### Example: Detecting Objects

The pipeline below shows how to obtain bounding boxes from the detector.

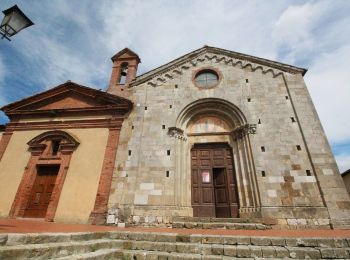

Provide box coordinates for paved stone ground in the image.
[1,218,349,237]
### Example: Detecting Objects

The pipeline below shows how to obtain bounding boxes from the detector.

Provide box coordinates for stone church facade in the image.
[0,46,349,229]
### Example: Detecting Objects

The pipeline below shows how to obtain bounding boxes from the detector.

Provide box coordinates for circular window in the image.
[194,70,219,88]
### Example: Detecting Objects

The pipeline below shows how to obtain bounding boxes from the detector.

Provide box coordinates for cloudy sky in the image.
[0,0,349,172]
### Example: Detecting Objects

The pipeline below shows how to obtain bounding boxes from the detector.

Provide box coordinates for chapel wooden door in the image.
[191,143,239,218]
[213,168,231,217]
[24,165,59,218]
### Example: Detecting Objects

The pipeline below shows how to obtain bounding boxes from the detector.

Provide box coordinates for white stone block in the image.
[318,219,330,225]
[117,223,126,228]
[290,170,301,176]
[314,158,326,163]
[106,214,115,224]
[134,194,148,205]
[150,190,162,195]
[268,176,284,183]
[323,169,334,176]
[132,216,140,223]
[294,176,316,183]
[287,219,298,225]
[148,216,156,223]
[157,216,163,223]
[140,183,154,190]
[297,218,307,225]
[120,171,127,177]
[267,189,277,197]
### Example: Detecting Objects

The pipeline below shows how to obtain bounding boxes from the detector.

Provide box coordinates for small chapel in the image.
[0,46,349,229]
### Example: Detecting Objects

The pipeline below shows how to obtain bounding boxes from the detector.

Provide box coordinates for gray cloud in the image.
[1,0,349,171]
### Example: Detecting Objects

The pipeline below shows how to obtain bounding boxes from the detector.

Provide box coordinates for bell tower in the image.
[107,48,141,97]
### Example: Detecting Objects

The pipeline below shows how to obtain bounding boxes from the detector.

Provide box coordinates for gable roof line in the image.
[1,81,132,112]
[342,169,350,177]
[111,47,141,62]
[130,45,307,87]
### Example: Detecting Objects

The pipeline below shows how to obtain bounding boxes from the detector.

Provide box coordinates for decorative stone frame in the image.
[191,66,223,90]
[174,98,261,218]
[9,130,79,221]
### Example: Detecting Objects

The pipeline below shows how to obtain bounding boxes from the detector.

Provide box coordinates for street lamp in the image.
[0,5,34,41]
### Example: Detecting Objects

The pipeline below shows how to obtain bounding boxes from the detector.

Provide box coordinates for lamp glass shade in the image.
[1,5,34,37]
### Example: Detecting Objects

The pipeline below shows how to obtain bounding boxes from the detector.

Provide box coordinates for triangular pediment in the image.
[29,92,106,110]
[1,81,132,116]
[111,48,140,62]
[131,46,307,87]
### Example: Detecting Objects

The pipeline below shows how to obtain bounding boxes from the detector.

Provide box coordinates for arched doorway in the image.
[173,98,261,218]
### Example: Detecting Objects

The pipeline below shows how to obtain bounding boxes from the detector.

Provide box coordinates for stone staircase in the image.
[172,217,272,230]
[1,231,350,259]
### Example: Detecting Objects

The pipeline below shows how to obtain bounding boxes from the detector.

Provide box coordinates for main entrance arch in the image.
[173,98,261,218]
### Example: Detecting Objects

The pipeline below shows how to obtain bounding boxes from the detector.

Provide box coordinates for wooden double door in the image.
[191,143,239,218]
[24,165,60,218]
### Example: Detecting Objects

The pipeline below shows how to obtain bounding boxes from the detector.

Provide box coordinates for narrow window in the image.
[166,171,170,177]
[247,98,251,102]
[291,117,296,123]
[51,140,60,155]
[128,150,132,156]
[162,125,166,129]
[167,150,171,156]
[145,107,148,111]
[175,84,178,89]
[262,171,266,177]
[261,146,265,152]
[132,125,134,130]
[285,96,289,100]
[245,79,249,83]
[306,170,311,176]
[119,62,128,84]
[258,119,261,124]
[296,145,301,151]
[169,105,172,109]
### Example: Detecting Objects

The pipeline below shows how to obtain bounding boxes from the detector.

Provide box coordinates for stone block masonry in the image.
[106,46,350,229]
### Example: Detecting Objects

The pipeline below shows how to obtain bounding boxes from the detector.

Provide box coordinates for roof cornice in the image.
[1,81,133,114]
[130,46,307,87]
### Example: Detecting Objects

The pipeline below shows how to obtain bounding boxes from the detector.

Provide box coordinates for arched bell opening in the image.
[119,62,129,85]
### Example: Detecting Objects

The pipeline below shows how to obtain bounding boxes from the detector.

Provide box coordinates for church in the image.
[0,46,349,229]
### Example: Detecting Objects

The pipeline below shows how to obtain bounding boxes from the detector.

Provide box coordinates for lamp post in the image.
[0,5,34,41]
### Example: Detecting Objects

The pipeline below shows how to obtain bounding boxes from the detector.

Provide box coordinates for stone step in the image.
[60,248,212,260]
[1,231,111,246]
[3,231,350,248]
[172,221,271,230]
[58,245,350,259]
[2,235,350,259]
[56,248,125,260]
[332,219,350,230]
[0,239,123,259]
[172,217,260,223]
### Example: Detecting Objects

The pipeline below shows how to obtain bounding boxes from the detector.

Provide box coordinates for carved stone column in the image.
[168,127,188,207]
[231,124,260,217]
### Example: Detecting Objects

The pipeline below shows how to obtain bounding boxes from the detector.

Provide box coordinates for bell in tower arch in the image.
[107,48,141,97]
